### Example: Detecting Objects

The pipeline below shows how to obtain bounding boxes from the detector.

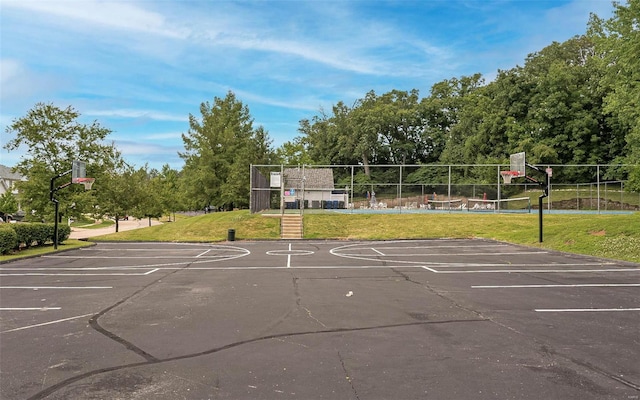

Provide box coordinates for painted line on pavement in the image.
[535,308,640,313]
[0,286,112,290]
[473,283,640,289]
[2,313,95,333]
[425,268,639,274]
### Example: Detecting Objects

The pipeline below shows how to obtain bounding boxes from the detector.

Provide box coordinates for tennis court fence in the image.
[250,164,639,214]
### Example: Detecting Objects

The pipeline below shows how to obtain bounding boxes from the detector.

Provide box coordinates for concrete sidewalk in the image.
[69,218,162,239]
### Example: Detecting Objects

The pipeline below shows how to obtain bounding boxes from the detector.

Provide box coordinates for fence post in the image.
[447,165,452,212]
[399,165,403,214]
[597,165,601,214]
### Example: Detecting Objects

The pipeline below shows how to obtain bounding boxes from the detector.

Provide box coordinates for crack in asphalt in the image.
[28,318,488,399]
[87,264,194,363]
[390,268,640,393]
[338,351,360,400]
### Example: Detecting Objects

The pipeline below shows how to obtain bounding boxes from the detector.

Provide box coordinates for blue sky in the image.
[0,0,614,171]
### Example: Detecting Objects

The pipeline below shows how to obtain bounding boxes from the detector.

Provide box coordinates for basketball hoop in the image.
[74,177,95,190]
[500,171,520,185]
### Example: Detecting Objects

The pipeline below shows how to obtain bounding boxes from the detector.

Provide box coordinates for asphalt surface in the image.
[1,239,639,399]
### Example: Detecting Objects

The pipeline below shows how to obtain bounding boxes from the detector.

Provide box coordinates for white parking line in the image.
[0,307,61,311]
[535,308,640,312]
[424,268,639,274]
[473,283,640,288]
[0,286,112,290]
[196,249,212,258]
[339,251,548,257]
[0,271,156,277]
[1,313,94,333]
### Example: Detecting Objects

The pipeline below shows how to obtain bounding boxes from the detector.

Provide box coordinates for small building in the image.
[283,168,347,209]
[0,164,26,196]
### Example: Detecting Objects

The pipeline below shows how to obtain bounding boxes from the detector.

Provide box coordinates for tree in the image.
[130,166,164,225]
[589,0,640,189]
[95,160,139,232]
[3,103,121,221]
[275,137,313,166]
[0,192,18,216]
[154,164,186,221]
[180,92,275,210]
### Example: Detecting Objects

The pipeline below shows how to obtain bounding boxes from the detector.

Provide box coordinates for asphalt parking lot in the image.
[1,239,639,399]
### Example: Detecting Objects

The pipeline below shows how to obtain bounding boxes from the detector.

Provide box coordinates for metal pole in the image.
[597,165,601,214]
[497,166,501,212]
[280,164,284,215]
[539,196,543,243]
[399,165,402,214]
[447,165,452,212]
[538,171,550,243]
[547,167,551,212]
[50,169,72,250]
[249,164,253,213]
[350,165,354,213]
[301,164,305,216]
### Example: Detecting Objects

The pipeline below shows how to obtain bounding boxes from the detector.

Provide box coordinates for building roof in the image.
[0,164,25,181]
[283,168,334,190]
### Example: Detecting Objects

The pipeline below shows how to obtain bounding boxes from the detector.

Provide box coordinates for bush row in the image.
[0,223,71,255]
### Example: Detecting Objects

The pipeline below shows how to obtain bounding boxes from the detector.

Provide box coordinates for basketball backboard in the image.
[72,160,86,183]
[510,152,526,177]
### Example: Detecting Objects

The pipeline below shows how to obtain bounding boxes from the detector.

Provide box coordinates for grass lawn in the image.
[89,210,640,264]
[3,211,639,264]
[74,220,116,229]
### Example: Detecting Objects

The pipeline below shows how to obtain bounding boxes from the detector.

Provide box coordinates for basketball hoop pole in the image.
[49,161,95,249]
[523,163,550,243]
[50,168,73,250]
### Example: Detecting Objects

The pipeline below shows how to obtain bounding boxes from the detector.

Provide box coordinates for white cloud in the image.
[231,88,322,112]
[141,132,184,141]
[1,0,189,39]
[84,109,185,122]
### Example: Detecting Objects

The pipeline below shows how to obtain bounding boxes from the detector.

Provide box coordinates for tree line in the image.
[2,0,638,222]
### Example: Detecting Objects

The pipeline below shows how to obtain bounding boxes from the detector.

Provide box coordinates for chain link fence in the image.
[250,164,639,214]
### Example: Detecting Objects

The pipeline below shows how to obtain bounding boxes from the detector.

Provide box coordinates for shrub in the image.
[8,223,69,248]
[56,225,71,243]
[35,224,53,246]
[0,225,18,254]
[12,223,37,248]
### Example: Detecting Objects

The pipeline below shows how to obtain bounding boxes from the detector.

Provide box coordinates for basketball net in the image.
[500,171,520,185]
[74,177,95,190]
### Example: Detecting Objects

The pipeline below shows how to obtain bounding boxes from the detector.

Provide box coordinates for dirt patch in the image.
[590,230,606,236]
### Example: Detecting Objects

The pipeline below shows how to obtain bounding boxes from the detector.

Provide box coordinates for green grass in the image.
[303,212,640,263]
[516,188,640,208]
[93,211,281,242]
[76,220,115,229]
[3,210,639,264]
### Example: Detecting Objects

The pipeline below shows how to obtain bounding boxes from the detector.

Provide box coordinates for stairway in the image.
[281,214,303,239]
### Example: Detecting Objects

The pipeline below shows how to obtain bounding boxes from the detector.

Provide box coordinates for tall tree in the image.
[3,103,121,221]
[589,0,640,189]
[180,92,275,210]
[154,164,186,221]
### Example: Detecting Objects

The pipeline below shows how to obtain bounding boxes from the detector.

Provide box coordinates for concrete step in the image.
[281,215,303,239]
